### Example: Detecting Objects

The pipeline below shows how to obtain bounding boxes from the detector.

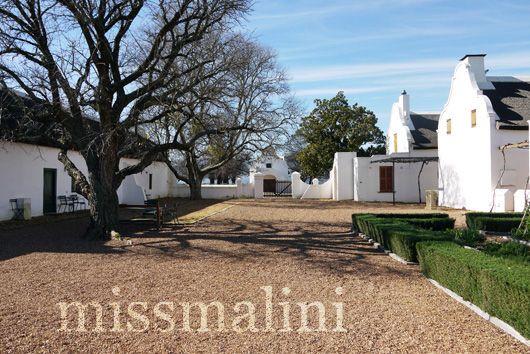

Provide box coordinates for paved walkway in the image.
[0,200,526,352]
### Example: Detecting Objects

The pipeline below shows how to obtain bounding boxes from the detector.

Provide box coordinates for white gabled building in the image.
[353,91,440,203]
[438,54,529,212]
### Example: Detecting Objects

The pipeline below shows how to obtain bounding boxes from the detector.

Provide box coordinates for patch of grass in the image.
[166,200,239,224]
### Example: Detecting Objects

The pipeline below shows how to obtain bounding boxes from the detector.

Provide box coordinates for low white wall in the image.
[301,178,332,199]
[170,180,254,200]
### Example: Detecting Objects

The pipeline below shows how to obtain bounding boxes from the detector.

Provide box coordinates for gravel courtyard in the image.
[0,199,526,353]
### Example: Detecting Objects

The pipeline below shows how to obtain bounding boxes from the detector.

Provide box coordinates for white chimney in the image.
[398,90,410,122]
[460,54,494,89]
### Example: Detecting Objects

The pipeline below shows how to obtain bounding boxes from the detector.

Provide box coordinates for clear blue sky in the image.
[245,0,530,131]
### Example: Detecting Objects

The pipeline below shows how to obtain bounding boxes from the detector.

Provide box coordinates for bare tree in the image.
[151,35,298,199]
[0,0,249,239]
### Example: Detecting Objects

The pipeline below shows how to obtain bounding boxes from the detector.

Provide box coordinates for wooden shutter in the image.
[379,166,394,193]
[393,133,398,153]
[471,109,477,127]
[446,119,452,134]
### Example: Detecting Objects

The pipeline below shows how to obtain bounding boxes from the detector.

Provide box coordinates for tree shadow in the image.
[0,217,123,261]
[1,201,418,279]
[117,218,412,278]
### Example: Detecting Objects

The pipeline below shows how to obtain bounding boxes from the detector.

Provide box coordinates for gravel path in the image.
[0,199,526,353]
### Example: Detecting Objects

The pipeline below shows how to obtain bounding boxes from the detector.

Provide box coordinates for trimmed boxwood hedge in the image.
[405,218,455,231]
[417,241,530,339]
[466,212,523,231]
[352,214,454,262]
[352,213,450,232]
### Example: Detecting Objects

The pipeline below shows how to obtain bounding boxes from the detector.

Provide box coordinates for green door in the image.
[43,168,57,214]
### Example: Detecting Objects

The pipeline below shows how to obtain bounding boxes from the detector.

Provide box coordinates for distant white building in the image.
[438,54,529,212]
[249,155,291,195]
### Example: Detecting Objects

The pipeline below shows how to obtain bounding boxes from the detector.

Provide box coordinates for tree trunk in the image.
[83,151,120,240]
[185,153,204,200]
[189,179,203,200]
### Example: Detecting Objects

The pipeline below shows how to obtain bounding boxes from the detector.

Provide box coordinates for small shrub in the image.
[483,242,530,263]
[511,227,530,241]
[451,228,484,246]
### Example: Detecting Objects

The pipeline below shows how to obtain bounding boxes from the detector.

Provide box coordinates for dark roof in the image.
[460,54,486,61]
[0,86,62,147]
[0,86,164,160]
[483,79,530,131]
[409,113,439,149]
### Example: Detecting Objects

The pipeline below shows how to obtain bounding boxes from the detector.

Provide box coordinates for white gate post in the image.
[236,178,242,198]
[291,172,301,198]
[254,173,264,199]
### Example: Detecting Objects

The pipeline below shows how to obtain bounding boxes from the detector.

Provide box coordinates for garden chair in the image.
[9,198,24,220]
[57,195,74,213]
[69,194,86,211]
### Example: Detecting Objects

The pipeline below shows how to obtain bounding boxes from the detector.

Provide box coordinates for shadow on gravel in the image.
[0,218,123,261]
[0,206,412,278]
[119,218,410,278]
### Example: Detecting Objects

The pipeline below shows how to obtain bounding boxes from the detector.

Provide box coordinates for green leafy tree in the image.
[296,92,385,178]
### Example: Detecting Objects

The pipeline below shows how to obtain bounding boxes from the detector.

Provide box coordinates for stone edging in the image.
[428,279,530,347]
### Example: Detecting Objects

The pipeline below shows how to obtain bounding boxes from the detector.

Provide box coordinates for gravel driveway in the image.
[0,199,526,353]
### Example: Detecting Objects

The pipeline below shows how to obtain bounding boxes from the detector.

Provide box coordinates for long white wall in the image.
[0,141,174,220]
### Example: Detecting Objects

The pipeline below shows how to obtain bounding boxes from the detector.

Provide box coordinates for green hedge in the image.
[352,213,450,232]
[417,241,530,339]
[406,218,455,231]
[466,212,523,231]
[353,214,454,262]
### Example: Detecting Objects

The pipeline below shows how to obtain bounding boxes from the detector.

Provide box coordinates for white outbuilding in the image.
[353,91,440,203]
[0,86,175,221]
[437,54,529,212]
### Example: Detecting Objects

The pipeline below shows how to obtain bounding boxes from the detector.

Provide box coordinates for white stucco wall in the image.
[0,141,175,220]
[354,153,438,203]
[438,56,528,212]
[333,152,356,200]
